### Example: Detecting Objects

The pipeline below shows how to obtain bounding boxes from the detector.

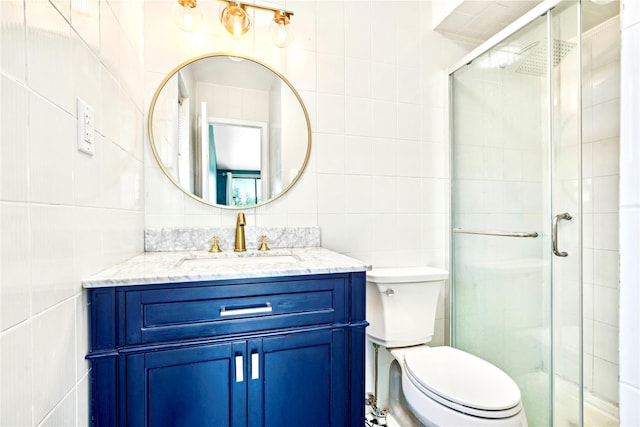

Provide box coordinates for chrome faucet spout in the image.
[234,212,246,252]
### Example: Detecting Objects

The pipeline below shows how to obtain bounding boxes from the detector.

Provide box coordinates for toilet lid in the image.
[403,347,521,415]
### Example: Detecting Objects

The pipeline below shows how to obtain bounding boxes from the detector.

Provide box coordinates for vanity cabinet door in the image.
[247,328,348,427]
[126,341,247,427]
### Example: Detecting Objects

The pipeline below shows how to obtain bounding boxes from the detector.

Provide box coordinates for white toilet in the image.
[366,267,528,426]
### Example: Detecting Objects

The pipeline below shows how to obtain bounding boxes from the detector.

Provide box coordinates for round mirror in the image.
[148,53,311,208]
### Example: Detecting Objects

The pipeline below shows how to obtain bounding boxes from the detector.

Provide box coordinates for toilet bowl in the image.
[366,267,527,426]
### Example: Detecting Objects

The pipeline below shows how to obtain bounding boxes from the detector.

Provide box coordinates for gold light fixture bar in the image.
[222,1,293,19]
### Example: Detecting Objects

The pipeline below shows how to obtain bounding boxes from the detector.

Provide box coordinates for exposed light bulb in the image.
[221,4,250,38]
[269,12,294,48]
[172,0,202,32]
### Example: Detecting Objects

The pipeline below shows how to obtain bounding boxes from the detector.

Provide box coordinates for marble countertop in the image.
[82,247,371,288]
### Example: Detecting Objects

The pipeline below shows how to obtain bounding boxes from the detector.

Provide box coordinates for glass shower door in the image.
[450,2,582,426]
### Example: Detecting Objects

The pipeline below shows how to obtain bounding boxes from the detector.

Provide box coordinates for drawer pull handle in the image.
[235,355,244,382]
[220,303,273,317]
[251,352,260,380]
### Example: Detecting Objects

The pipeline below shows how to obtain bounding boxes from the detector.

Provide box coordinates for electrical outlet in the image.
[77,97,95,156]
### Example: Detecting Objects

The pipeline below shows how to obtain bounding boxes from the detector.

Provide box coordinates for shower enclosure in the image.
[449,1,620,426]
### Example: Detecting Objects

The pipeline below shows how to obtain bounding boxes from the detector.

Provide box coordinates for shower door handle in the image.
[552,212,572,257]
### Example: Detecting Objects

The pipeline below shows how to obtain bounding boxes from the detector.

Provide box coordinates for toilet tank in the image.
[366,267,449,348]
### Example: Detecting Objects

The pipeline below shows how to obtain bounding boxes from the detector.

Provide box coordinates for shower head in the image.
[515,39,577,76]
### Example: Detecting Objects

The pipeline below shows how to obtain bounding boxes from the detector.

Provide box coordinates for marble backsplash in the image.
[145,226,321,252]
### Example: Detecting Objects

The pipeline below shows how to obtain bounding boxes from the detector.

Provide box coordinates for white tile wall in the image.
[143,0,466,274]
[582,16,621,406]
[620,0,640,424]
[0,1,145,426]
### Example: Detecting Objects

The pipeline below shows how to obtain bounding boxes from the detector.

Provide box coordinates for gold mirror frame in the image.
[148,52,312,209]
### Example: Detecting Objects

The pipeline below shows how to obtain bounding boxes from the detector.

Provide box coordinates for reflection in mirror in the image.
[149,53,311,208]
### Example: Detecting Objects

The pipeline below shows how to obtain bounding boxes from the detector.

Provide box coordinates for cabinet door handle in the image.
[251,352,260,380]
[235,355,244,382]
[220,303,273,317]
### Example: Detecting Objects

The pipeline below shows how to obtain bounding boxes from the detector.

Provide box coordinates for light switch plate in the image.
[76,97,95,156]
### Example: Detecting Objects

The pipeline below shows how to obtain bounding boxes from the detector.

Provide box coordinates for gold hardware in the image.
[258,235,270,252]
[209,236,222,253]
[234,212,246,252]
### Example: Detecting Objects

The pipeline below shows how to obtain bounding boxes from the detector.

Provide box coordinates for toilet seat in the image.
[402,346,522,419]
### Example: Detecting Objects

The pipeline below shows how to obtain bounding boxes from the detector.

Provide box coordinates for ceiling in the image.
[434,0,620,47]
[434,1,543,46]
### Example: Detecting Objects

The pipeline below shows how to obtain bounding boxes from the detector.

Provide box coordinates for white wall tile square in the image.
[397,67,420,104]
[593,175,620,213]
[317,174,346,214]
[40,386,77,427]
[345,136,372,175]
[593,249,620,288]
[345,96,372,137]
[71,0,100,54]
[371,2,395,65]
[1,75,29,201]
[316,133,345,174]
[30,205,76,314]
[26,0,73,114]
[344,1,371,61]
[315,1,344,56]
[316,93,345,134]
[29,93,74,205]
[398,141,422,177]
[50,0,71,21]
[397,103,421,142]
[372,100,397,139]
[372,62,396,102]
[317,54,345,95]
[593,357,620,403]
[372,137,398,177]
[1,202,30,331]
[1,0,26,82]
[346,58,371,98]
[1,322,33,427]
[32,300,76,425]
[592,138,619,178]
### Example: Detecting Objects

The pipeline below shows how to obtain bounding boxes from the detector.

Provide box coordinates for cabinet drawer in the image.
[123,277,347,345]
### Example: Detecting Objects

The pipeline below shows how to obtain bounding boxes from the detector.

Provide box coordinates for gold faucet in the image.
[234,212,246,252]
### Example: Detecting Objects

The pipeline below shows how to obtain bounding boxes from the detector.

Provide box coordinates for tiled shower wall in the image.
[0,0,145,425]
[582,16,620,405]
[143,1,469,345]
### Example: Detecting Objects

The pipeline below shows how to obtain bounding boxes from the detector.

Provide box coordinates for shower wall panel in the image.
[582,16,621,406]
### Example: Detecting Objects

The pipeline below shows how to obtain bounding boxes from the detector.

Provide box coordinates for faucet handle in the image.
[258,235,270,252]
[209,236,222,253]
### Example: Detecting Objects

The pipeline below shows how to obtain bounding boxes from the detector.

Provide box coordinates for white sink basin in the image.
[173,251,300,268]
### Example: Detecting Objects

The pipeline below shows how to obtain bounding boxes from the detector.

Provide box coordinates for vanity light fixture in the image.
[172,0,294,47]
[173,0,203,32]
[219,1,294,47]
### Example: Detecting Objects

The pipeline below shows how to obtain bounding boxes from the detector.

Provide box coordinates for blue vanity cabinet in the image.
[87,272,367,427]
